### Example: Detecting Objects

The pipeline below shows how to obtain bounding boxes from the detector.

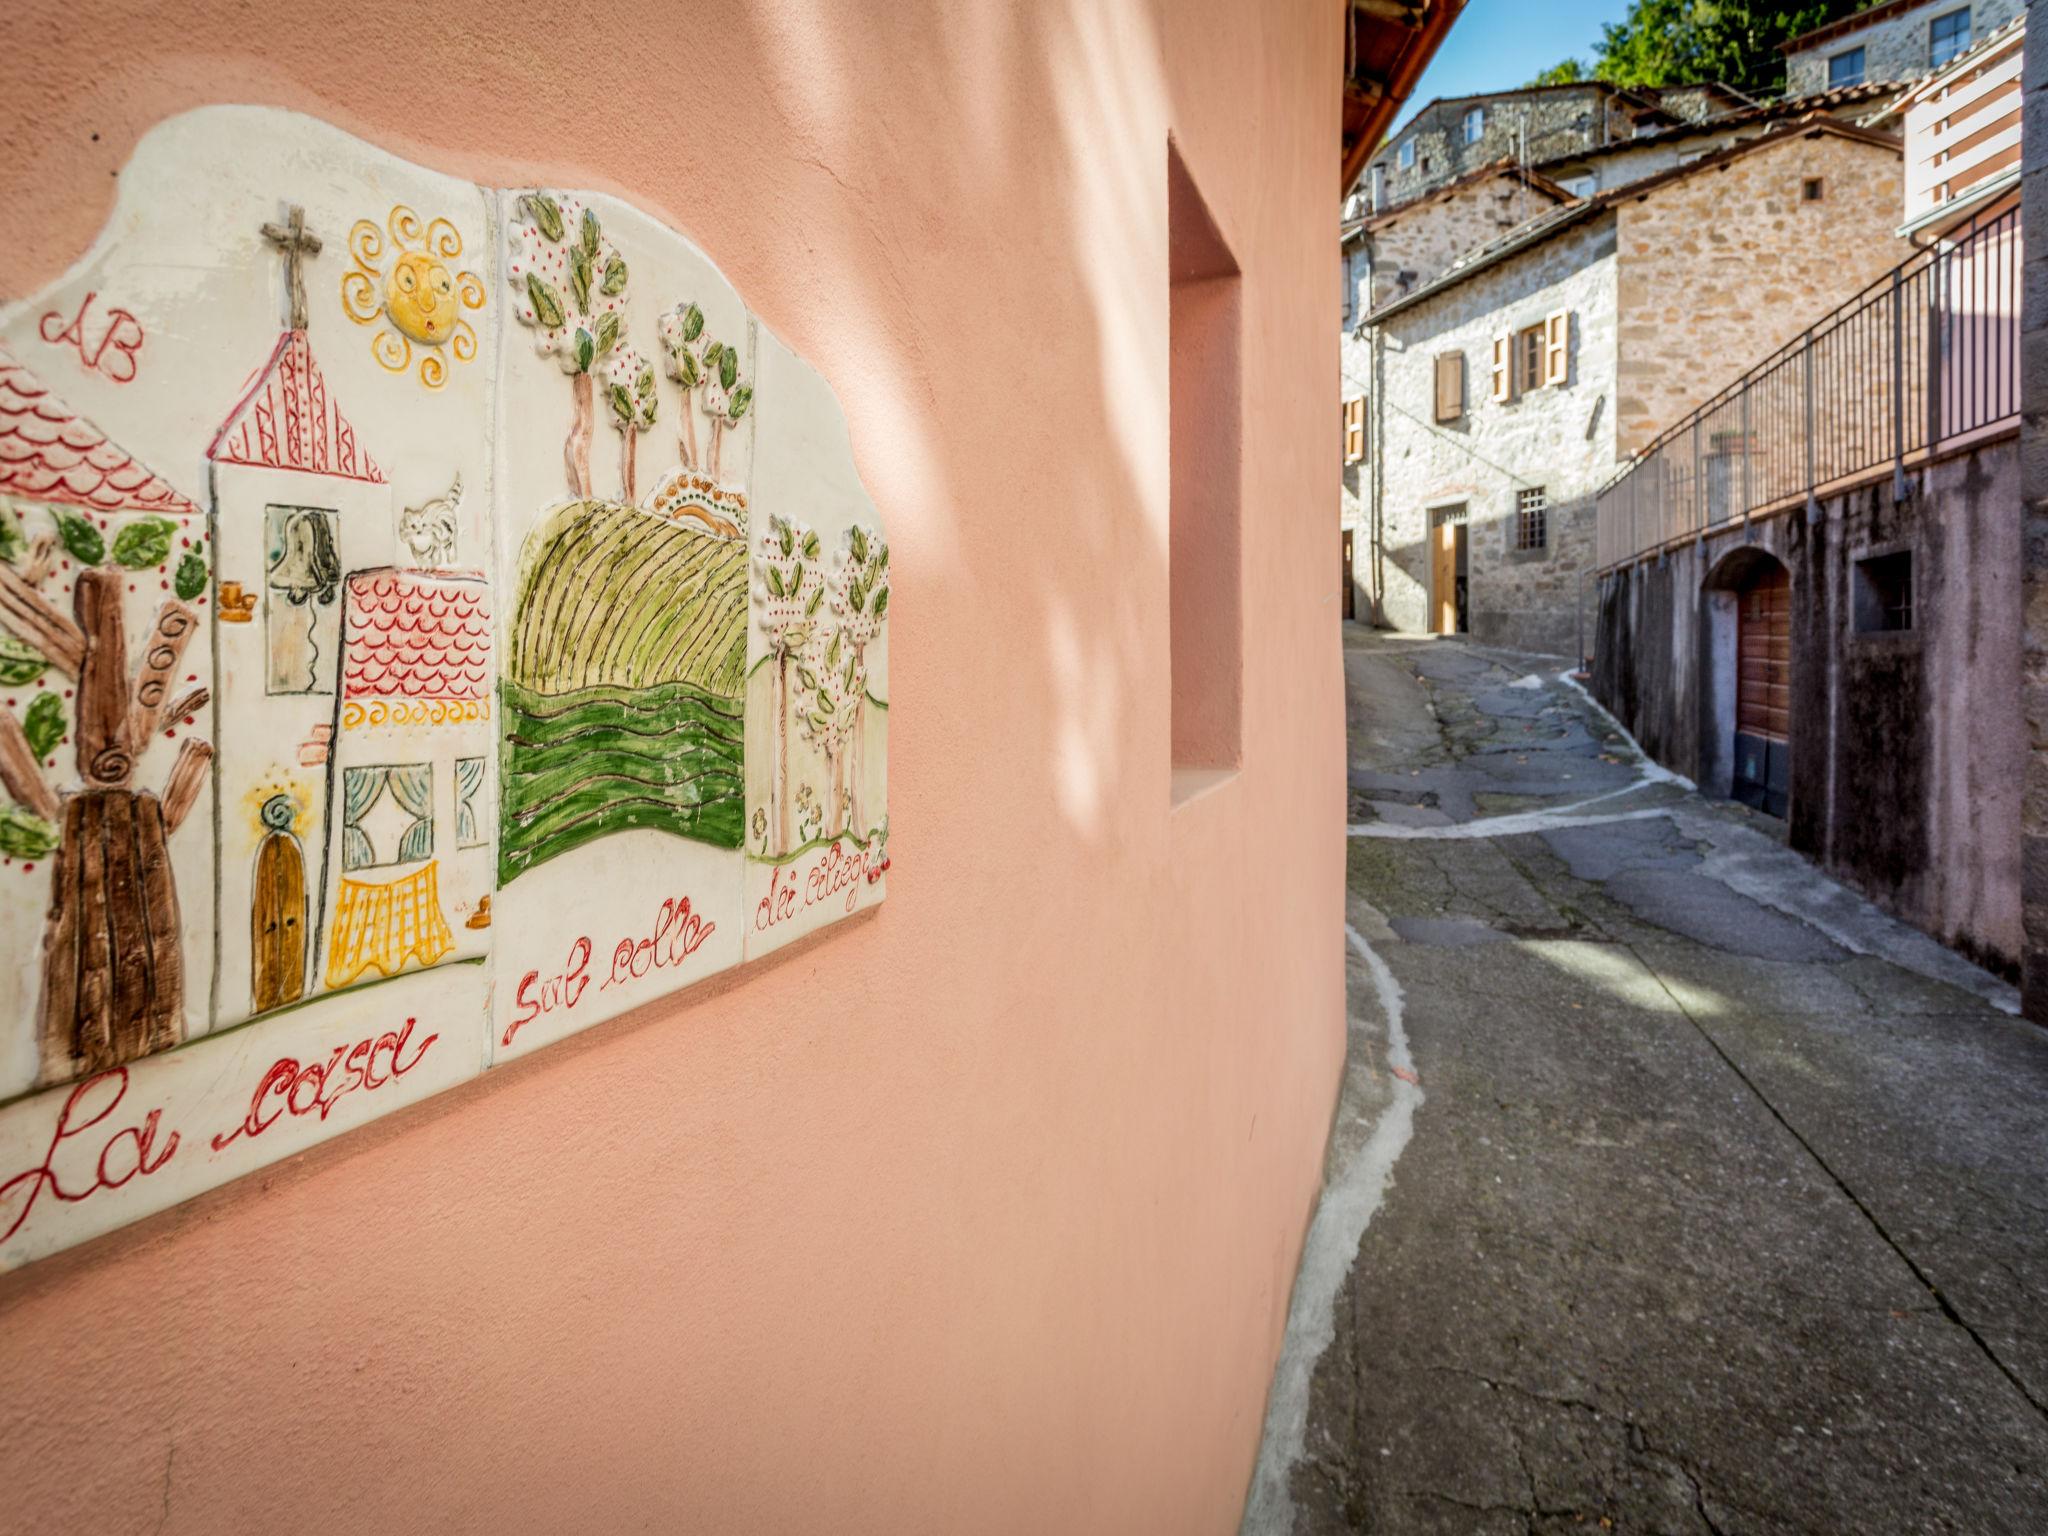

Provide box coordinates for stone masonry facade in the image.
[1356,168,1569,312]
[1785,0,2022,95]
[1614,129,1909,456]
[1370,216,1621,655]
[1367,86,1643,209]
[1538,84,1906,198]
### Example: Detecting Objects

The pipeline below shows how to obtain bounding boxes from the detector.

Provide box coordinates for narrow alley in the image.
[1246,632,2048,1536]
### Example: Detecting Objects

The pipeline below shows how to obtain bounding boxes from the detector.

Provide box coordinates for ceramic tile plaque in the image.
[0,108,888,1270]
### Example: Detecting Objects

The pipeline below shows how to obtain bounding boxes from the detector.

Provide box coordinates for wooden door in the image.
[1433,520,1458,634]
[252,830,307,1012]
[1341,529,1356,622]
[1734,565,1791,816]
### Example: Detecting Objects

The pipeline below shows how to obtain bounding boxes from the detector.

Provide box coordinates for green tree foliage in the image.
[1587,2,1877,96]
[1528,58,1589,87]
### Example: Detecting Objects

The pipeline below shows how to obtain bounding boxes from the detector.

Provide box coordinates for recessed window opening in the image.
[1930,8,1972,67]
[1854,550,1914,632]
[1803,177,1826,202]
[1516,487,1548,550]
[1398,139,1416,170]
[1168,138,1242,801]
[1463,107,1485,145]
[1829,46,1866,88]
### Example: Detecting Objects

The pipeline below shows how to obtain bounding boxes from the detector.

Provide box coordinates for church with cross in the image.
[206,205,493,1034]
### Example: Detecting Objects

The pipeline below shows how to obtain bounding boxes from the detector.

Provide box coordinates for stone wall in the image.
[1369,214,1620,654]
[1785,0,2023,94]
[1593,442,2023,974]
[1370,87,1635,208]
[2018,5,2048,1017]
[1541,90,1905,198]
[1613,130,1908,456]
[1364,171,1568,310]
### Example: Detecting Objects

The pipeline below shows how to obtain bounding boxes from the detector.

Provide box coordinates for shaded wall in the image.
[1594,441,2022,974]
[0,3,1346,1532]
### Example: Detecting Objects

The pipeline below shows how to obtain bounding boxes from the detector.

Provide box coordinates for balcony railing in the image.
[1595,201,2020,572]
[1904,20,2024,229]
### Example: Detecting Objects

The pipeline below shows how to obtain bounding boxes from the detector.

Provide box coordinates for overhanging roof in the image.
[1341,0,1467,193]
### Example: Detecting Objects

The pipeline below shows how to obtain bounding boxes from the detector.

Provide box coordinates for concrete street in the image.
[1243,630,2048,1536]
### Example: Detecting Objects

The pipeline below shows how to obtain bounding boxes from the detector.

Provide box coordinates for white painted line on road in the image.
[1349,797,1667,841]
[1239,925,1424,1536]
[1557,669,1695,792]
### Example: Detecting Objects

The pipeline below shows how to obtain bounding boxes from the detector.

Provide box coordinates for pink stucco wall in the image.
[0,3,1346,1531]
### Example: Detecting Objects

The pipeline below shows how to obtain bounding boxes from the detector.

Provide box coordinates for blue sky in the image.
[1391,0,1637,135]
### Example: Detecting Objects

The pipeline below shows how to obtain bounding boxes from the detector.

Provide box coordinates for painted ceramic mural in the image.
[0,107,888,1270]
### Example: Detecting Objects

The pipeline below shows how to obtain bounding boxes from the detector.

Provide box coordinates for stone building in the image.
[1348,121,1908,654]
[1595,25,2025,975]
[1536,80,1907,198]
[1343,160,1574,318]
[1361,83,1684,210]
[1783,0,2022,95]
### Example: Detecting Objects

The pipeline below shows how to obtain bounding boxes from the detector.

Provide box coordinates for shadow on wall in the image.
[0,3,1341,1536]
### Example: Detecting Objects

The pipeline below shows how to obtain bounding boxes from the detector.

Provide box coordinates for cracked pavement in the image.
[1250,632,2048,1536]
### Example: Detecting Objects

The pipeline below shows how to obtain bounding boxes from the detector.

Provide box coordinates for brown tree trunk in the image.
[679,391,699,471]
[567,372,595,499]
[622,426,638,504]
[774,651,789,854]
[38,789,185,1087]
[708,415,724,482]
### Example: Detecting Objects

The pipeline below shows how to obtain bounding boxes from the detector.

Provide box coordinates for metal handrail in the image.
[1595,200,2020,571]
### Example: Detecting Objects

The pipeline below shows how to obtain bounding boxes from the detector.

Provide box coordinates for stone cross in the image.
[261,205,322,331]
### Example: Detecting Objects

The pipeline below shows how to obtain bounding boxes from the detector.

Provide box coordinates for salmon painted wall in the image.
[0,2,1345,1530]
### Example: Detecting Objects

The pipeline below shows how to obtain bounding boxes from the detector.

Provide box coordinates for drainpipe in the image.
[1370,323,1387,625]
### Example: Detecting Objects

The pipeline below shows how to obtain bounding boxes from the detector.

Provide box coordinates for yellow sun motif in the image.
[341,206,486,389]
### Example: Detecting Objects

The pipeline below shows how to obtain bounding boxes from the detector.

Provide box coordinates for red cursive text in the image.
[506,936,592,1047]
[754,840,874,933]
[0,1070,178,1245]
[39,290,145,383]
[210,1017,437,1151]
[601,896,715,991]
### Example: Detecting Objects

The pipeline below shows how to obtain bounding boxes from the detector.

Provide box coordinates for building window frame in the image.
[1462,106,1485,146]
[1493,311,1570,401]
[1853,548,1915,633]
[1515,487,1549,552]
[1398,138,1415,171]
[1828,45,1866,88]
[1929,7,1971,67]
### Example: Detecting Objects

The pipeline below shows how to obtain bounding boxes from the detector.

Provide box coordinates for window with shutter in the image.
[1490,334,1511,402]
[1543,311,1569,386]
[1514,326,1545,395]
[1434,353,1464,422]
[1343,396,1366,464]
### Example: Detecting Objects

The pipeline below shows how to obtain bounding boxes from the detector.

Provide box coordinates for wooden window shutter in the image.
[1343,397,1366,464]
[1435,353,1464,422]
[1544,310,1570,387]
[1489,333,1511,402]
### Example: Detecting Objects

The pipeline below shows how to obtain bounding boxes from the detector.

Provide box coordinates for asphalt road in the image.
[1241,630,2048,1536]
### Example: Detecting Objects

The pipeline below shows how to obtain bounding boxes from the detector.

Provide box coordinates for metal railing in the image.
[1595,201,2020,571]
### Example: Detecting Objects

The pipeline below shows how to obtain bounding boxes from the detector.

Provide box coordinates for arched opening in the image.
[1700,546,1792,817]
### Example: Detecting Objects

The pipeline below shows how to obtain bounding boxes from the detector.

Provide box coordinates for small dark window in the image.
[1803,178,1825,202]
[1516,487,1548,551]
[1854,550,1914,632]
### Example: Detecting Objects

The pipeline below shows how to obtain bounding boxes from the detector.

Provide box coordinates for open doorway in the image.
[1431,505,1468,635]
